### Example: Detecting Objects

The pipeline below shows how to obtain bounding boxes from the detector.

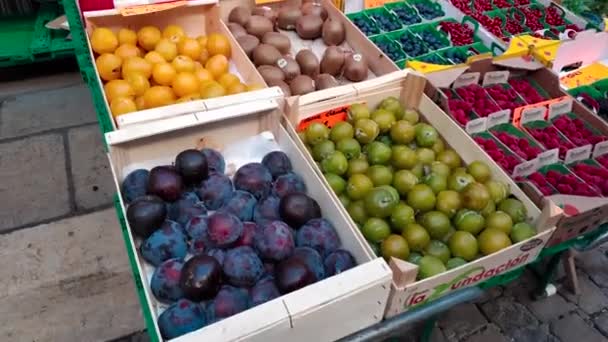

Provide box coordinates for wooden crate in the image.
[106,99,392,341]
[282,69,562,317]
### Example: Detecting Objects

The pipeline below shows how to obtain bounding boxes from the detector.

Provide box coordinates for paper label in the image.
[520,107,546,125]
[452,73,480,89]
[537,148,560,167]
[592,140,608,159]
[256,0,283,3]
[482,71,510,87]
[559,63,608,89]
[465,118,487,134]
[297,105,349,132]
[119,1,186,15]
[548,98,573,120]
[364,0,397,8]
[565,144,592,164]
[512,159,539,178]
[487,110,511,129]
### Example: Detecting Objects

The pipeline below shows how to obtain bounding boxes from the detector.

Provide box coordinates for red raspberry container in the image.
[79,0,115,11]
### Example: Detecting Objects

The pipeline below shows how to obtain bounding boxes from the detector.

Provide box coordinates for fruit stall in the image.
[58,0,608,341]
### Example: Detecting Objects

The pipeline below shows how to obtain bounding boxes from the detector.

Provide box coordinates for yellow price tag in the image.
[560,63,608,89]
[120,1,186,16]
[255,0,282,3]
[364,0,396,9]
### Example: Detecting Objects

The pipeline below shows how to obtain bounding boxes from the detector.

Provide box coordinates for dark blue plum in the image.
[201,148,226,174]
[122,169,149,203]
[236,221,257,247]
[197,173,233,210]
[220,190,257,222]
[157,299,207,340]
[223,246,264,287]
[168,197,207,226]
[272,172,307,198]
[254,221,295,262]
[262,151,292,180]
[292,247,325,281]
[185,215,208,240]
[207,212,243,248]
[253,196,281,226]
[324,249,356,276]
[263,262,275,277]
[296,218,341,256]
[140,223,188,266]
[206,248,226,266]
[207,285,250,322]
[151,258,184,303]
[233,163,273,199]
[189,236,207,255]
[250,277,281,307]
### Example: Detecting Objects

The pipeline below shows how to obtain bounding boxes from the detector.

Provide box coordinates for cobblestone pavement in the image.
[1,61,607,342]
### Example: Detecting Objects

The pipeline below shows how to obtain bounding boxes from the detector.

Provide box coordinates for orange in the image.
[104,80,134,103]
[118,28,137,45]
[96,53,122,81]
[144,51,166,65]
[111,97,137,117]
[206,33,231,57]
[194,68,214,83]
[198,49,210,65]
[152,63,177,86]
[162,25,186,44]
[177,37,202,60]
[172,72,200,97]
[122,57,152,79]
[171,55,196,73]
[205,54,229,79]
[143,86,176,108]
[193,61,204,70]
[176,93,201,103]
[217,73,240,89]
[114,44,142,60]
[246,83,265,91]
[124,72,150,96]
[135,96,146,110]
[200,82,226,99]
[154,38,178,62]
[137,26,161,51]
[199,79,215,93]
[90,27,118,54]
[196,35,208,49]
[227,82,247,95]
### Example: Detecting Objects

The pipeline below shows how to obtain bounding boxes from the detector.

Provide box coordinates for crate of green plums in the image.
[283,70,562,316]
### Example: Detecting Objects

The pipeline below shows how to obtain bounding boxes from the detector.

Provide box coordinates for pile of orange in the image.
[90,25,263,118]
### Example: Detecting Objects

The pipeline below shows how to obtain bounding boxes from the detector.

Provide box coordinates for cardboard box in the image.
[282,69,561,317]
[83,1,284,129]
[106,98,392,341]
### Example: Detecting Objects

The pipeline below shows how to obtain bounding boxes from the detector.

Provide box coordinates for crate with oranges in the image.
[83,2,267,128]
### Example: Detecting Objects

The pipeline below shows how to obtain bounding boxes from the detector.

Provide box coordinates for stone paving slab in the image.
[438,303,487,342]
[551,312,607,342]
[0,209,143,341]
[559,273,608,315]
[0,134,70,230]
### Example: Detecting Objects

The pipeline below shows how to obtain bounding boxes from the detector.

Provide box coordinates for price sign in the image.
[119,1,187,16]
[297,105,351,132]
[365,0,397,9]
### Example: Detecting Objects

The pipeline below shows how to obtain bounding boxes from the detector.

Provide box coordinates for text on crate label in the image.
[405,252,531,308]
[297,105,351,131]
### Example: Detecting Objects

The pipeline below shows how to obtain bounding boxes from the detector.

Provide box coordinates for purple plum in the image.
[272,172,307,198]
[206,248,226,266]
[147,166,184,202]
[175,149,209,185]
[180,255,223,301]
[262,151,293,179]
[207,212,243,248]
[233,163,273,199]
[157,299,207,339]
[220,190,257,222]
[223,246,265,287]
[140,222,188,266]
[151,258,184,303]
[275,256,315,294]
[296,218,341,256]
[253,196,281,226]
[250,277,281,306]
[324,249,356,276]
[201,148,226,174]
[127,195,167,238]
[197,173,234,210]
[292,246,325,281]
[168,198,207,226]
[121,169,149,203]
[207,285,250,321]
[254,220,295,261]
[184,215,208,240]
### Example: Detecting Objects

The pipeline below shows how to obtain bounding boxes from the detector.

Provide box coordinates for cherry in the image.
[493,131,542,161]
[508,79,546,104]
[473,0,492,12]
[448,99,474,125]
[521,7,544,31]
[473,136,522,173]
[528,172,557,195]
[485,84,527,110]
[596,155,608,170]
[439,21,474,46]
[552,115,607,147]
[545,7,564,26]
[527,126,576,159]
[455,84,500,117]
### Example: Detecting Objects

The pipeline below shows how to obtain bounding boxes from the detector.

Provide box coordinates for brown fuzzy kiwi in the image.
[343,53,368,82]
[227,23,247,39]
[296,49,320,77]
[301,2,328,21]
[320,46,345,76]
[262,32,291,55]
[253,44,282,66]
[295,14,324,40]
[315,73,339,90]
[252,6,277,25]
[228,6,251,27]
[277,6,302,30]
[290,75,316,95]
[322,18,345,46]
[245,15,274,39]
[236,34,260,59]
[258,65,285,84]
[267,79,292,97]
[276,56,301,81]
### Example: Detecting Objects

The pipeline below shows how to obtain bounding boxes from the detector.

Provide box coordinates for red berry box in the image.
[439,20,475,46]
[508,78,548,104]
[596,154,608,169]
[538,164,601,197]
[551,114,607,147]
[523,121,576,160]
[490,123,543,161]
[473,132,524,174]
[485,83,528,112]
[455,84,501,117]
[568,160,608,196]
[524,171,557,195]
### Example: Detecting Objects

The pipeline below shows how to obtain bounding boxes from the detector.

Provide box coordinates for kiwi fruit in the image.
[227,23,247,39]
[290,75,315,96]
[301,2,328,20]
[258,65,285,84]
[296,14,324,40]
[315,74,339,90]
[237,34,260,59]
[296,49,320,78]
[277,56,301,81]
[253,44,282,66]
[322,18,345,46]
[262,32,291,55]
[267,79,292,97]
[343,53,368,82]
[277,6,302,30]
[252,6,277,25]
[320,46,345,76]
[228,6,251,27]
[245,15,274,39]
